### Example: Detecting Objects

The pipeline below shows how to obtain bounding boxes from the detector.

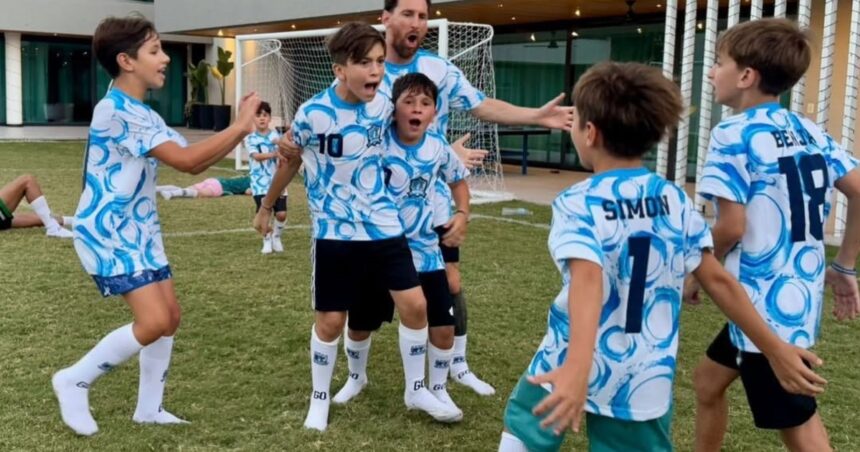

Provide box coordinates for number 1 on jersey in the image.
[316,133,344,158]
[778,154,828,242]
[626,236,651,334]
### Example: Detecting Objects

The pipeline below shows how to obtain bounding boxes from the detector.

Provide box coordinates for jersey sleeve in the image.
[445,61,486,112]
[440,141,469,184]
[682,196,714,273]
[548,193,603,267]
[291,107,313,149]
[115,109,174,158]
[244,134,261,155]
[697,125,751,204]
[823,133,859,182]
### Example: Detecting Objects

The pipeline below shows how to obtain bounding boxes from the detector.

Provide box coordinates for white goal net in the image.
[235,19,510,202]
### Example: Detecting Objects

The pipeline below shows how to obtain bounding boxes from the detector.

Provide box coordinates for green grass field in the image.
[1,141,858,451]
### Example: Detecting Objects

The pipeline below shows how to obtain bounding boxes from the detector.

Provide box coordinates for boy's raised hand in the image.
[237,92,261,133]
[825,266,860,321]
[528,366,589,435]
[767,343,827,397]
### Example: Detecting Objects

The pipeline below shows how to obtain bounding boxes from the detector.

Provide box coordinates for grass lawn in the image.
[1,141,858,451]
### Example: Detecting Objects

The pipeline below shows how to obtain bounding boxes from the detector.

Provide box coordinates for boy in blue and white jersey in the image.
[382,0,575,396]
[332,73,471,419]
[691,19,860,452]
[497,62,824,452]
[53,16,261,436]
[244,101,286,254]
[254,22,461,432]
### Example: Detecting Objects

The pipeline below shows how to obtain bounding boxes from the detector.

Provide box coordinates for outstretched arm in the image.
[470,94,573,131]
[828,169,860,320]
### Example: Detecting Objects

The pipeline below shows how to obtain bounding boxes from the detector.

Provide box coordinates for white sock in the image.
[274,219,286,238]
[30,196,62,231]
[498,432,529,452]
[133,336,186,424]
[332,335,370,404]
[304,326,338,432]
[62,216,75,228]
[179,188,198,198]
[52,323,143,436]
[156,185,182,193]
[398,323,428,394]
[450,334,495,396]
[428,343,455,404]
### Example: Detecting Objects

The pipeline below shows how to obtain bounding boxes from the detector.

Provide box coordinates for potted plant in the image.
[185,59,212,129]
[210,46,235,131]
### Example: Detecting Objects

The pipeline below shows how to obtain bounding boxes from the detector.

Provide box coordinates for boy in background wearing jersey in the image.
[332,73,471,420]
[245,101,287,254]
[497,62,825,452]
[254,22,461,432]
[690,19,860,452]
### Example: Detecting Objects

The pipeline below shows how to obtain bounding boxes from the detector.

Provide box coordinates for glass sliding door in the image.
[22,38,92,124]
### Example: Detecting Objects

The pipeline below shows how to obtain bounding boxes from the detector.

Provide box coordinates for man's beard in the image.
[393,35,420,60]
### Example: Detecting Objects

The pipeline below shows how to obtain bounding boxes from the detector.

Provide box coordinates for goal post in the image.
[234,19,511,202]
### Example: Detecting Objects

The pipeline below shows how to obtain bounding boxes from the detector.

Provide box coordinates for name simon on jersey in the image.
[602,195,671,221]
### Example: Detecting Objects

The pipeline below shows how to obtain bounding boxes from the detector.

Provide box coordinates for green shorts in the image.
[503,372,673,452]
[0,198,13,230]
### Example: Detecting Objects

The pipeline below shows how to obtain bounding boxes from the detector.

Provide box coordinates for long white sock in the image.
[179,188,198,198]
[498,432,529,452]
[274,219,287,238]
[30,196,62,231]
[450,334,495,396]
[52,323,143,436]
[304,326,338,431]
[133,336,186,424]
[156,185,182,193]
[428,343,455,404]
[332,335,370,404]
[398,323,428,394]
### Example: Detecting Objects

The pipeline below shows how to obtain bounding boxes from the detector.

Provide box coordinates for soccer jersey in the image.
[384,128,468,272]
[74,88,187,277]
[245,129,282,196]
[527,167,713,421]
[292,86,402,241]
[380,49,486,226]
[698,102,858,352]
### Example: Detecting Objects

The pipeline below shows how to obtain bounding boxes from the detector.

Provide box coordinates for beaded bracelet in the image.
[831,262,857,276]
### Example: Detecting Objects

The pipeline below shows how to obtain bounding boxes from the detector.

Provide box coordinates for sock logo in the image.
[452,356,466,365]
[346,348,360,360]
[410,345,426,356]
[313,390,328,400]
[75,381,90,389]
[434,360,449,369]
[349,372,360,380]
[98,362,115,372]
[313,352,330,366]
[456,370,472,379]
[413,380,426,391]
[432,384,446,391]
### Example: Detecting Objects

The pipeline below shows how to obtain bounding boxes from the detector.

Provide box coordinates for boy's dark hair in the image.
[716,18,811,95]
[93,15,158,78]
[573,62,683,159]
[257,101,271,115]
[384,0,431,12]
[327,22,385,65]
[392,73,438,106]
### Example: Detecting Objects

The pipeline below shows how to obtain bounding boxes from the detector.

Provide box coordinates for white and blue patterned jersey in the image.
[245,129,282,196]
[528,168,713,421]
[380,49,486,226]
[74,88,187,276]
[698,103,858,352]
[292,87,403,241]
[384,128,468,272]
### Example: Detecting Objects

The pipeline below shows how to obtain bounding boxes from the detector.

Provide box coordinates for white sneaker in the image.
[404,388,463,423]
[160,191,173,200]
[47,227,74,239]
[271,236,284,253]
[261,236,273,254]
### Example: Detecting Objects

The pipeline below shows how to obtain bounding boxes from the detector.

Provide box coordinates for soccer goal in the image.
[234,19,512,203]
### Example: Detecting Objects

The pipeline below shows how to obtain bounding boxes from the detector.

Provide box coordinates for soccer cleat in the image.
[46,227,74,239]
[133,406,190,425]
[52,369,99,436]
[271,237,284,253]
[404,387,463,423]
[261,236,273,254]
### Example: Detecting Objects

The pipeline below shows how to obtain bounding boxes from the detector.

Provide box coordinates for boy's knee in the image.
[693,365,724,403]
[315,315,346,341]
[276,212,287,222]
